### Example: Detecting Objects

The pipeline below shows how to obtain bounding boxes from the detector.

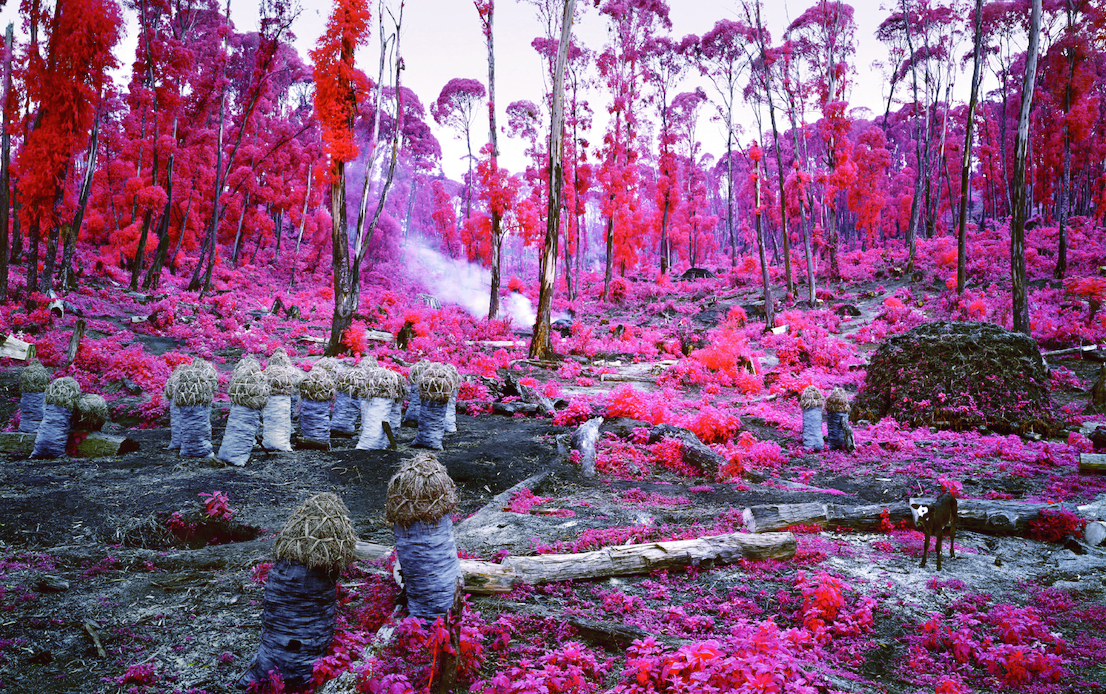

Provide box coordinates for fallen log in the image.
[350,542,530,594]
[598,373,657,384]
[1041,344,1098,358]
[570,417,603,478]
[742,502,911,534]
[0,431,140,457]
[1080,453,1106,473]
[0,334,35,360]
[355,531,795,594]
[489,531,795,587]
[74,432,141,457]
[464,340,525,348]
[453,471,549,535]
[743,498,1067,536]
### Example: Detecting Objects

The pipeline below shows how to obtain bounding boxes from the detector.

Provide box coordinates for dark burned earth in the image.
[0,358,1105,694]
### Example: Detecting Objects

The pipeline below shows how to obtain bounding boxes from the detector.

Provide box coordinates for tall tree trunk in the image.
[0,24,11,302]
[726,131,736,267]
[1053,0,1076,280]
[902,0,925,274]
[782,72,816,304]
[142,113,175,290]
[956,0,984,295]
[767,105,791,297]
[603,211,614,298]
[754,158,774,331]
[563,215,574,300]
[749,1,791,294]
[9,193,20,264]
[61,112,101,292]
[327,166,352,354]
[40,209,60,293]
[188,71,227,293]
[130,133,159,289]
[484,1,503,319]
[327,2,406,355]
[530,0,575,360]
[289,167,312,289]
[27,222,38,293]
[230,191,250,268]
[402,177,417,240]
[1011,0,1041,335]
[272,209,283,260]
[169,173,198,272]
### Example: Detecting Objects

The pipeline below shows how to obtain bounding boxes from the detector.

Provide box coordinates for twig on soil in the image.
[82,619,106,658]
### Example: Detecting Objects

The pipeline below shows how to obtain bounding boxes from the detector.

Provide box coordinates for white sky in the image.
[0,0,966,180]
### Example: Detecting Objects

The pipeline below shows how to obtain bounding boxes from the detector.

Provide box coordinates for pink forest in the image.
[0,0,1105,693]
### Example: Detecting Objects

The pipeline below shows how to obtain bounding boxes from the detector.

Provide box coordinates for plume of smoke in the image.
[405,240,535,329]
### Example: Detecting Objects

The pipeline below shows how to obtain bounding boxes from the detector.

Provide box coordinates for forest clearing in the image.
[1,0,1106,692]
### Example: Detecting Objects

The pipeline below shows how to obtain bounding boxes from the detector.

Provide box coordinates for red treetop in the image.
[310,0,372,169]
[18,0,123,230]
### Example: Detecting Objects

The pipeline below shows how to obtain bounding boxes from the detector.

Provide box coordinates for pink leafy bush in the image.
[473,640,604,694]
[905,601,1068,691]
[684,406,740,444]
[200,491,235,521]
[1028,509,1087,543]
[612,625,818,694]
[606,385,669,425]
[719,432,786,478]
[506,489,550,514]
[617,487,692,508]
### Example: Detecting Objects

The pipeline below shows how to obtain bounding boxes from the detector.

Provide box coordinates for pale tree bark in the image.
[1054,0,1077,280]
[481,2,505,320]
[187,30,228,294]
[530,0,575,360]
[745,0,790,297]
[60,110,101,292]
[756,39,792,293]
[779,48,816,304]
[229,190,250,267]
[1010,0,1041,335]
[754,155,774,331]
[130,27,160,291]
[956,0,984,295]
[327,2,406,355]
[902,0,924,274]
[0,24,12,302]
[288,167,312,289]
[143,116,178,290]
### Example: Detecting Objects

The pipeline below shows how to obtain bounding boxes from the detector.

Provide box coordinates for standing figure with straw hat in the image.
[298,366,335,450]
[238,493,357,690]
[18,359,50,434]
[403,360,431,427]
[386,452,461,619]
[413,363,454,450]
[217,361,270,466]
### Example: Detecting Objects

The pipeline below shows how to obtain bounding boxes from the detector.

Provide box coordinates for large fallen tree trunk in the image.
[1080,453,1106,473]
[743,498,1067,536]
[742,502,910,534]
[355,531,796,594]
[494,531,795,585]
[0,431,140,457]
